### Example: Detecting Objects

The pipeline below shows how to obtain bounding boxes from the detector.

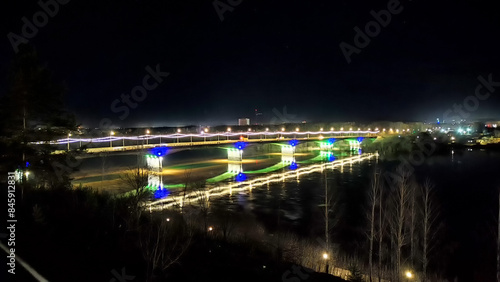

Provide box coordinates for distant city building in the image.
[238,118,250,126]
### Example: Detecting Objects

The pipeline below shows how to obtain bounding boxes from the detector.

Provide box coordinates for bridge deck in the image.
[53,134,377,154]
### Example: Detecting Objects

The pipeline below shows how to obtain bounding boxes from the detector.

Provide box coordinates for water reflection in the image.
[147,153,377,211]
[147,174,170,199]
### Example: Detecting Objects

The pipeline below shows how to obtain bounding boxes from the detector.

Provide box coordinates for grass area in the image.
[206,172,237,183]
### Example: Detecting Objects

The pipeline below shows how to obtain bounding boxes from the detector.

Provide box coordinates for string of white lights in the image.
[32,130,379,145]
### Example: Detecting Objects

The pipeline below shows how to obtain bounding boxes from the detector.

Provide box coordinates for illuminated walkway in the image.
[45,130,379,154]
[146,152,378,211]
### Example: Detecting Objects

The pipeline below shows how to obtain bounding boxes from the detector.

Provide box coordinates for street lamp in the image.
[110,131,114,148]
[146,129,150,145]
[405,271,413,279]
[227,127,231,140]
[67,133,71,151]
[322,253,329,273]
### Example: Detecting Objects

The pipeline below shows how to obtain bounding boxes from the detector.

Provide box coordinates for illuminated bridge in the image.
[40,130,380,154]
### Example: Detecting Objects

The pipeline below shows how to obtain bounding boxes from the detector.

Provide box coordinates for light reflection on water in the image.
[147,152,376,211]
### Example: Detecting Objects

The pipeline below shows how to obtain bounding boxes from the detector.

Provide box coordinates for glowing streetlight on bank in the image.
[405,271,413,279]
[110,131,114,148]
[67,133,71,151]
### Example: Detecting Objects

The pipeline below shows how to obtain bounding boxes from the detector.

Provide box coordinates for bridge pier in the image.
[146,154,163,172]
[281,145,295,155]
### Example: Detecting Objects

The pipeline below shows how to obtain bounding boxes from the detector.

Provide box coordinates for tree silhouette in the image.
[0,43,77,188]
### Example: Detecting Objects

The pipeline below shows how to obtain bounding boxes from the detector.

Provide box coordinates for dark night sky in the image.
[1,0,499,127]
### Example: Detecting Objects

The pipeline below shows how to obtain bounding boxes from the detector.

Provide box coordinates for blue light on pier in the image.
[235,172,247,182]
[154,187,170,199]
[234,141,246,150]
[151,146,168,157]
